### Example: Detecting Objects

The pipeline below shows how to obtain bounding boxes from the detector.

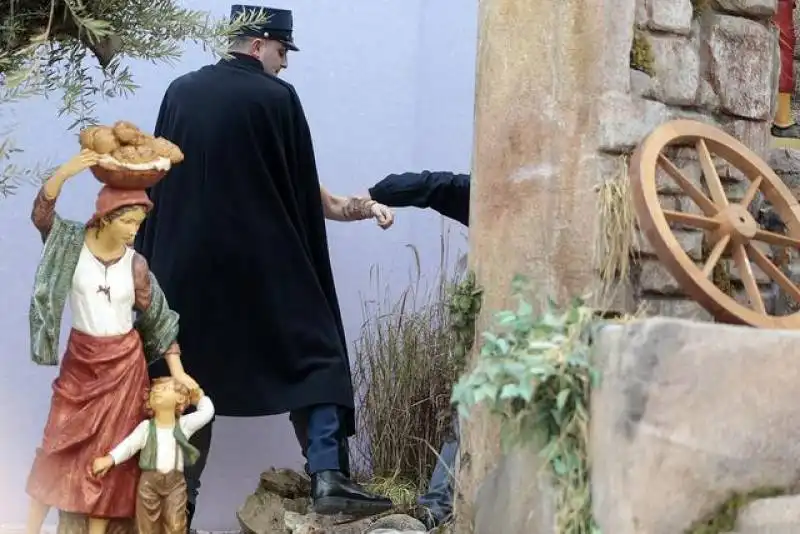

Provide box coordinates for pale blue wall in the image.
[0,0,477,529]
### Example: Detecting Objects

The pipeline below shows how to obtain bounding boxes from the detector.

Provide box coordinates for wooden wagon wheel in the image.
[630,119,800,328]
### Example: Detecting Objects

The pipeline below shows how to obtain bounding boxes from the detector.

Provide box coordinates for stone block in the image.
[641,297,714,320]
[640,259,685,294]
[716,0,777,18]
[634,227,703,259]
[598,91,669,153]
[647,0,693,35]
[722,258,771,284]
[630,68,654,99]
[602,0,636,93]
[768,147,800,195]
[737,495,800,531]
[649,35,700,106]
[635,0,647,27]
[655,158,703,195]
[474,447,555,534]
[591,319,800,534]
[720,117,771,160]
[702,14,775,120]
[697,78,721,113]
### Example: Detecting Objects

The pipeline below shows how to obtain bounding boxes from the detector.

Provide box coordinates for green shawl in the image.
[29,213,180,366]
[138,419,201,470]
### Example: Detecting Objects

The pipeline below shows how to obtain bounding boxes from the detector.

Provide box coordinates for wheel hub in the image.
[713,204,757,242]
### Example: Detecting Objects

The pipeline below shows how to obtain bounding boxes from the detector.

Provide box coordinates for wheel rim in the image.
[630,119,800,328]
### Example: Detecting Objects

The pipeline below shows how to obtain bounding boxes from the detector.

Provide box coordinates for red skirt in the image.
[26,328,149,518]
[776,0,796,93]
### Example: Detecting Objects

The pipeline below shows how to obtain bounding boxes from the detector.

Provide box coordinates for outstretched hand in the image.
[370,202,394,230]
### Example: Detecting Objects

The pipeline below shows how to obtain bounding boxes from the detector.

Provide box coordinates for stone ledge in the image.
[591,318,800,534]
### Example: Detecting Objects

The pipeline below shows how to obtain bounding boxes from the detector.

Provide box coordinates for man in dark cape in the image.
[134,4,394,526]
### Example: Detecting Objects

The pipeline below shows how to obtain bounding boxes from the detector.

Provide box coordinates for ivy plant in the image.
[451,274,602,534]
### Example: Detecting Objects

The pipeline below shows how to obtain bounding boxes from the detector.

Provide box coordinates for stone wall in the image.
[608,0,780,321]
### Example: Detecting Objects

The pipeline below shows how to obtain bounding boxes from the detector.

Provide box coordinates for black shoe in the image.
[186,501,195,533]
[311,470,393,516]
[772,123,800,139]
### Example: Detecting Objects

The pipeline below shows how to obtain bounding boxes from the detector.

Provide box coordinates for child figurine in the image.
[92,378,214,534]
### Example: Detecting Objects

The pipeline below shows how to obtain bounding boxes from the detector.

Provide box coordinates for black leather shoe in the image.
[312,470,393,516]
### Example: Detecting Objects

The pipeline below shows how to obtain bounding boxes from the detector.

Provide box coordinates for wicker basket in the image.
[90,163,167,190]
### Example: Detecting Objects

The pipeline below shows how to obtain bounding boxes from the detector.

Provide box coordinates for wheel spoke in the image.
[732,243,765,313]
[658,154,718,215]
[739,175,763,208]
[752,229,800,248]
[702,235,730,278]
[663,209,720,230]
[696,139,729,208]
[747,243,800,304]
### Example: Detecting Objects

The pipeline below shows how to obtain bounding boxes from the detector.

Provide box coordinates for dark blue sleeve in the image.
[368,171,470,226]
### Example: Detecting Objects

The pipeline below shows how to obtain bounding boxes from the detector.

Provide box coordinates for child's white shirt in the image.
[109,396,214,473]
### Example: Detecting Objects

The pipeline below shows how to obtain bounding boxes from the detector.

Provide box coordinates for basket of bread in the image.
[79,121,184,190]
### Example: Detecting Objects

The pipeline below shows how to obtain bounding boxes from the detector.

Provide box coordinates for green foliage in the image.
[448,271,482,374]
[630,29,654,76]
[451,274,601,534]
[691,0,712,18]
[0,0,267,196]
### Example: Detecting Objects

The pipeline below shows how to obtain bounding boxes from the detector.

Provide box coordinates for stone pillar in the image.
[458,0,622,530]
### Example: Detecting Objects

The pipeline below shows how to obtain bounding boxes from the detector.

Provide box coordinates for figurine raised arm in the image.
[92,378,214,534]
[25,142,197,534]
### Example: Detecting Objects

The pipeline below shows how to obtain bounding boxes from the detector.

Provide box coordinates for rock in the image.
[635,0,648,28]
[639,259,685,294]
[473,447,555,534]
[768,147,800,195]
[634,227,703,260]
[716,0,777,18]
[238,488,293,534]
[284,511,386,534]
[720,117,771,160]
[702,14,775,120]
[602,0,636,92]
[647,0,693,35]
[648,34,700,106]
[597,91,669,153]
[737,495,800,531]
[591,319,800,534]
[258,468,311,499]
[642,298,714,321]
[630,68,653,98]
[366,514,427,532]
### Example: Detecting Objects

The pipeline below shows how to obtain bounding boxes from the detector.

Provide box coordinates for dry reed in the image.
[352,234,466,492]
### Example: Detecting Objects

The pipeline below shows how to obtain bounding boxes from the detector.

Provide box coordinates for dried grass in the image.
[352,233,466,490]
[596,155,639,306]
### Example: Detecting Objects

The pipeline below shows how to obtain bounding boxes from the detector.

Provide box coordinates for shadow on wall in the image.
[0,0,477,531]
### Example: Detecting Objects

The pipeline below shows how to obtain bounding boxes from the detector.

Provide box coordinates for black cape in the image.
[135,54,354,434]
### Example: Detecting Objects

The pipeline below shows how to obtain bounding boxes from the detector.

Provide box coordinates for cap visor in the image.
[282,40,299,51]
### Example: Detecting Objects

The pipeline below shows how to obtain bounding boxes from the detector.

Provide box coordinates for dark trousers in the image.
[417,415,459,525]
[184,404,351,505]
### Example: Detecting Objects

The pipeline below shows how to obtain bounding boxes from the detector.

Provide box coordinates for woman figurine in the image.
[24,149,199,534]
[92,378,214,534]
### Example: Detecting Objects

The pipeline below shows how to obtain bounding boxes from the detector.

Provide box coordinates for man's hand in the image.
[370,202,394,229]
[92,455,114,477]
